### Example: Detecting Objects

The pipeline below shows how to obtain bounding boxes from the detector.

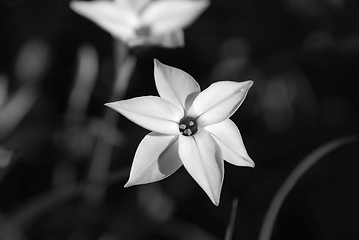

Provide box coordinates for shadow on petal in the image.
[125,133,182,187]
[185,91,200,114]
[158,135,182,176]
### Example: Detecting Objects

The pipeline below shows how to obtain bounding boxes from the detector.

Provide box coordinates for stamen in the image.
[178,117,198,136]
[183,129,192,136]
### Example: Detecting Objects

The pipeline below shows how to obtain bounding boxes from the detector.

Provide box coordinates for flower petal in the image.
[188,80,253,127]
[70,1,138,41]
[105,96,183,135]
[205,119,254,167]
[178,130,223,205]
[154,59,200,111]
[115,0,151,12]
[125,133,182,187]
[141,0,209,35]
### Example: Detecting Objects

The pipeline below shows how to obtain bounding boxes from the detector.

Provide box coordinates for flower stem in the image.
[258,135,357,240]
[224,198,238,240]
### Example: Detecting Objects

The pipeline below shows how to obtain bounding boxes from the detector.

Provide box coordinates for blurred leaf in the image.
[0,85,38,138]
[66,44,98,122]
[14,38,51,83]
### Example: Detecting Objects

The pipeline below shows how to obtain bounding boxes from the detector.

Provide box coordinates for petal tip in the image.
[201,0,211,9]
[124,181,133,188]
[209,193,220,206]
[249,161,255,168]
[69,1,76,7]
[243,157,255,168]
[245,155,255,167]
[193,0,211,11]
[69,1,83,12]
[246,80,254,88]
[153,58,164,69]
[104,102,116,109]
[237,80,253,95]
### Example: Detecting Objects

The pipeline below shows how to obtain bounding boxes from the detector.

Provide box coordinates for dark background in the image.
[0,0,359,239]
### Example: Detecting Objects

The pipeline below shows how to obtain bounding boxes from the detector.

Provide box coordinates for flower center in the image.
[135,25,151,37]
[179,117,198,136]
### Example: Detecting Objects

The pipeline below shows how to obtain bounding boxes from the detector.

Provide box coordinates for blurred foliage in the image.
[0,0,359,240]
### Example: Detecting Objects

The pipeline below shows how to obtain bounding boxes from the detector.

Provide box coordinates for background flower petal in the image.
[70,1,138,41]
[125,133,182,187]
[142,0,209,35]
[188,80,253,127]
[105,96,183,135]
[178,130,223,206]
[205,119,255,167]
[115,0,151,12]
[154,59,200,111]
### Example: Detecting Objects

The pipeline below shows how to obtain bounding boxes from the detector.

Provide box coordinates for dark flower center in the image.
[179,117,198,136]
[135,25,151,37]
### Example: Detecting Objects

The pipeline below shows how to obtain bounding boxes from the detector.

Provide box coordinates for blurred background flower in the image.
[70,0,209,48]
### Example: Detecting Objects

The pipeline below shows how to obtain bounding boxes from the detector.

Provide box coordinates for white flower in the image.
[70,0,209,48]
[106,59,254,205]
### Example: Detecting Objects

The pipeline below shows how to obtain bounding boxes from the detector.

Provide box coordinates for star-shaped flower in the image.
[106,59,254,205]
[70,0,209,48]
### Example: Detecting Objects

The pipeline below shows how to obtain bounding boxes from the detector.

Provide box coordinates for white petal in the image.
[141,0,209,35]
[188,81,253,127]
[105,96,183,135]
[178,130,223,205]
[115,0,151,12]
[125,133,182,187]
[154,59,200,111]
[70,1,138,41]
[205,119,254,167]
